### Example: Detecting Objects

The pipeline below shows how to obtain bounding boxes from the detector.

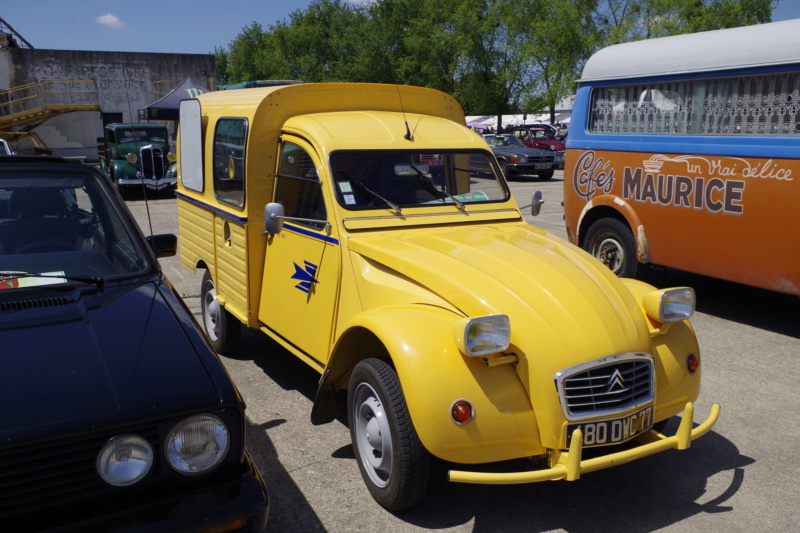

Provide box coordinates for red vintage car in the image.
[510,126,566,165]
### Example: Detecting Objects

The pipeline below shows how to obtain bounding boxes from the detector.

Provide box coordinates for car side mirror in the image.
[264,203,285,235]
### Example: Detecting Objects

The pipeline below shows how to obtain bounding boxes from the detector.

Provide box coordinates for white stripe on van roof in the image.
[579,19,800,82]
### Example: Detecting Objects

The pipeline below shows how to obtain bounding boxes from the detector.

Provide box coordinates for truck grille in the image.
[555,353,654,420]
[139,145,165,179]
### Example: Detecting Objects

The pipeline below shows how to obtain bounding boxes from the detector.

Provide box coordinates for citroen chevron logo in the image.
[292,261,319,293]
[607,369,626,392]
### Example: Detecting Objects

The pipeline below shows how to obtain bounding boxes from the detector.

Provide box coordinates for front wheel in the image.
[348,358,430,510]
[201,270,241,354]
[583,218,640,278]
[537,169,554,180]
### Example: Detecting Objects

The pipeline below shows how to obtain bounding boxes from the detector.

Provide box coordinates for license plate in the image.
[566,405,654,447]
[534,164,552,170]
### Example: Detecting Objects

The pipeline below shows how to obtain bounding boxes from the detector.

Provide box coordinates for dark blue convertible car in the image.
[0,157,268,532]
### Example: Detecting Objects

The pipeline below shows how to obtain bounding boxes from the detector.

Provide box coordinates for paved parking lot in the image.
[128,171,800,532]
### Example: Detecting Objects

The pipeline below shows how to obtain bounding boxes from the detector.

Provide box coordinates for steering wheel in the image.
[13,241,77,254]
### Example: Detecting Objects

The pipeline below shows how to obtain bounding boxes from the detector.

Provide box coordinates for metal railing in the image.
[0,79,99,129]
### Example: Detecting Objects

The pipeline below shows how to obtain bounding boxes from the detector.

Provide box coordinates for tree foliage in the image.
[214,0,777,116]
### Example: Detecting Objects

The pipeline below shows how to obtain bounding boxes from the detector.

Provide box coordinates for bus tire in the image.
[348,358,430,510]
[583,218,640,278]
[201,270,241,354]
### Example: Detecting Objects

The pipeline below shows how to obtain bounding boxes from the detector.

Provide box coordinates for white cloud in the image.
[96,13,125,29]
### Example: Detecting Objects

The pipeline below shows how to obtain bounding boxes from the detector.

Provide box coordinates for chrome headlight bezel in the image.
[453,315,511,357]
[96,434,154,487]
[165,414,230,476]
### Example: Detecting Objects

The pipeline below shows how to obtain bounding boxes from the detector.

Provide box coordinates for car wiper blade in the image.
[339,169,402,215]
[0,271,104,288]
[410,165,465,211]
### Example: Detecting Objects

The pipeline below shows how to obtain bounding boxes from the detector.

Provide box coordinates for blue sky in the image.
[2,0,799,55]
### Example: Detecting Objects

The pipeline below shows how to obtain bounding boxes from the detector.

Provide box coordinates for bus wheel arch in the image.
[579,204,649,278]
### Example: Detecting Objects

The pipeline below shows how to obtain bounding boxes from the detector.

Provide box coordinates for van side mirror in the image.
[264,203,285,235]
[520,190,545,217]
[146,234,178,258]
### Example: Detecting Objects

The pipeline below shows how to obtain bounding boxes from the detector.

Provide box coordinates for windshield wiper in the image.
[0,271,104,289]
[338,169,402,216]
[410,165,465,211]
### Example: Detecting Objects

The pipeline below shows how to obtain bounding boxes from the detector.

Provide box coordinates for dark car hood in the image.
[0,281,219,444]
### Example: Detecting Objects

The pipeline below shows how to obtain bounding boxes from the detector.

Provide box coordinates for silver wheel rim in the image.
[594,235,625,275]
[352,381,393,488]
[203,282,221,341]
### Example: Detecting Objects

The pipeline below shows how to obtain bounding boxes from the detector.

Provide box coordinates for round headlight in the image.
[166,414,230,475]
[96,434,154,486]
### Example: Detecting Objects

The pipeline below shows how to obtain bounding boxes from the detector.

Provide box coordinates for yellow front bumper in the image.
[448,402,720,484]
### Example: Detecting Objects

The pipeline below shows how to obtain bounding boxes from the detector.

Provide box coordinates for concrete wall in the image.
[1,48,215,160]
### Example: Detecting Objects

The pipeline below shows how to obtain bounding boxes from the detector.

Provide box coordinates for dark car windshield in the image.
[483,135,526,148]
[0,169,150,289]
[329,150,508,211]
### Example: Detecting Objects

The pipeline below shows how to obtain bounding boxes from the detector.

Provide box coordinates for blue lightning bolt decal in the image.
[291,261,319,293]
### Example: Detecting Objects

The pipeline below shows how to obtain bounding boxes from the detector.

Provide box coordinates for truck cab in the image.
[100,123,177,197]
[176,82,719,510]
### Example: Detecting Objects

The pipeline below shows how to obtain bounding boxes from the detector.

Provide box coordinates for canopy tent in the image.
[138,77,209,121]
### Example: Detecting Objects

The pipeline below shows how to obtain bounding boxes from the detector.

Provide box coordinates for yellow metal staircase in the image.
[0,79,101,132]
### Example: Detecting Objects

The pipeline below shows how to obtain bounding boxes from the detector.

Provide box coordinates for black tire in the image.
[348,358,430,510]
[537,169,555,180]
[201,270,241,354]
[497,159,509,178]
[583,217,640,278]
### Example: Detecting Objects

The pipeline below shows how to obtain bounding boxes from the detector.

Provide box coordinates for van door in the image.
[259,137,341,369]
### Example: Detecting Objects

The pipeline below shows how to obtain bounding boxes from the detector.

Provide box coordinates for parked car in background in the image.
[0,156,269,531]
[482,134,557,179]
[510,126,566,166]
[99,123,177,198]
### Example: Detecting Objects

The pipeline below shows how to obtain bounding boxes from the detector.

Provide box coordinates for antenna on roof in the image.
[396,85,413,141]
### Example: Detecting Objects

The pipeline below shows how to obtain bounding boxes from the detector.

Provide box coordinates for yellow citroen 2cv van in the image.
[176,83,719,510]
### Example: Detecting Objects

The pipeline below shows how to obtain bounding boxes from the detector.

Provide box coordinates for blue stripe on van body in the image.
[284,222,339,245]
[175,191,249,223]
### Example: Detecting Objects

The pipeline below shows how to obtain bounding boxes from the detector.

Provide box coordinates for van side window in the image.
[213,118,247,209]
[275,142,327,230]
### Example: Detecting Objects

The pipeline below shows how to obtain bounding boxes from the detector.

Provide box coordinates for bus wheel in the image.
[583,218,639,278]
[201,270,241,354]
[348,358,430,510]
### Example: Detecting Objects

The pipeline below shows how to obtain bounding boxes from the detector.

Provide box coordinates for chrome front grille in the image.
[139,145,165,179]
[529,155,555,163]
[555,353,654,420]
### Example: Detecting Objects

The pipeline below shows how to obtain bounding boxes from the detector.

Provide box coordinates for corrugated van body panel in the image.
[214,216,249,322]
[177,199,215,273]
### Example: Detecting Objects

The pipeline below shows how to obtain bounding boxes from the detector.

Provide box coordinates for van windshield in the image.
[330,151,508,210]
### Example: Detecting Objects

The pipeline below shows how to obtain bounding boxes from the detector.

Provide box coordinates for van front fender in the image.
[319,305,544,464]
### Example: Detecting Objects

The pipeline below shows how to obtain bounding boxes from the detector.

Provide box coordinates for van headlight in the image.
[643,287,695,323]
[453,315,510,356]
[96,435,154,486]
[166,414,230,475]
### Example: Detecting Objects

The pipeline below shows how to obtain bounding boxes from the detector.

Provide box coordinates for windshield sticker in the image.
[0,271,68,290]
[343,194,356,205]
[339,182,353,193]
[292,261,319,293]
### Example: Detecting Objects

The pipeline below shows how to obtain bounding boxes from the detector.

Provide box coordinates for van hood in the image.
[347,224,652,365]
[0,282,219,444]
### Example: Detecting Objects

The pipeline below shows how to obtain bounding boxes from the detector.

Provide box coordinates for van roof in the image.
[193,82,465,125]
[579,19,800,83]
